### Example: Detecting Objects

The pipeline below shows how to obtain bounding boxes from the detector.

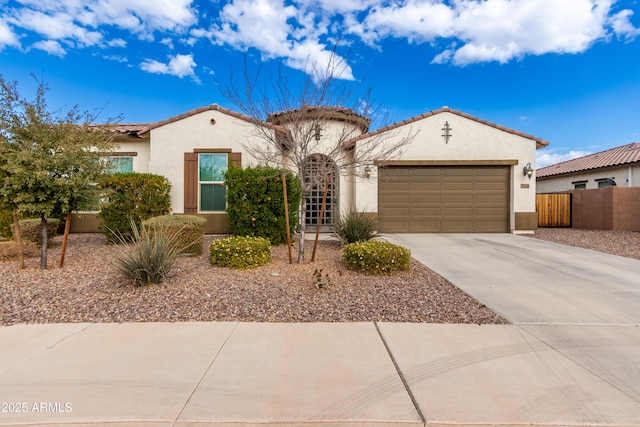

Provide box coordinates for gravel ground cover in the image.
[530,228,640,260]
[1,234,506,325]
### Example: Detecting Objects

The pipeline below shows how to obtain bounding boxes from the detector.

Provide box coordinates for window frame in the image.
[198,152,229,212]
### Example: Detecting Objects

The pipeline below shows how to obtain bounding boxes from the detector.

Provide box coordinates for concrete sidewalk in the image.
[2,233,640,426]
[2,321,640,426]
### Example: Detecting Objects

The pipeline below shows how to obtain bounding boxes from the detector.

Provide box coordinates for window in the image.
[596,178,616,188]
[108,156,133,173]
[572,180,587,190]
[199,153,228,211]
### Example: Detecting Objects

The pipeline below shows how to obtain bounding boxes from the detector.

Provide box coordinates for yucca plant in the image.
[333,211,378,245]
[112,219,188,286]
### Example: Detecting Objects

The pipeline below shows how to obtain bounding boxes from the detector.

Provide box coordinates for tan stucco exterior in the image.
[354,111,539,233]
[148,109,264,213]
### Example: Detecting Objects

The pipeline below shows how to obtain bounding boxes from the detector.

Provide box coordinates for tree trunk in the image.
[296,172,307,264]
[311,177,329,262]
[40,215,48,270]
[282,175,293,264]
[12,212,24,270]
[59,212,72,268]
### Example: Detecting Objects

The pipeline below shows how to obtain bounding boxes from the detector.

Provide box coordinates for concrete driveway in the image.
[383,233,640,326]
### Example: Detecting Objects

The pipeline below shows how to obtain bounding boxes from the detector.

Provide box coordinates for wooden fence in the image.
[536,193,571,227]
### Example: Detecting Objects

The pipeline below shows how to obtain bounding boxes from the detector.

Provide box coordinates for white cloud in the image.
[140,53,199,80]
[10,9,103,47]
[107,38,127,48]
[7,0,196,44]
[31,39,66,57]
[0,18,20,49]
[609,9,640,40]
[537,149,592,168]
[208,0,354,80]
[356,0,619,65]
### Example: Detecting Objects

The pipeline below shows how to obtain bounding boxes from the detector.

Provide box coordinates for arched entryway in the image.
[304,154,338,231]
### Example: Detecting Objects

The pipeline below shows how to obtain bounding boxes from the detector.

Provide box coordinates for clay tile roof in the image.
[139,104,282,135]
[90,123,150,137]
[267,106,370,133]
[537,142,640,178]
[344,107,549,149]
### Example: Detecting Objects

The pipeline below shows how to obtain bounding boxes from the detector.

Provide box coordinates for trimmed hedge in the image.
[142,215,206,256]
[210,236,271,269]
[98,172,171,243]
[225,166,301,245]
[18,218,60,247]
[342,240,411,275]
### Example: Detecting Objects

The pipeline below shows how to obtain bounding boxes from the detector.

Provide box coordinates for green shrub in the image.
[142,215,206,256]
[225,166,301,245]
[333,211,377,245]
[342,240,411,275]
[98,172,171,243]
[210,236,271,269]
[18,218,60,247]
[113,220,186,286]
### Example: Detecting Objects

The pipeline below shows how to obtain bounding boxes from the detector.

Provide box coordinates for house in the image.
[536,143,640,231]
[72,105,548,234]
[536,142,640,193]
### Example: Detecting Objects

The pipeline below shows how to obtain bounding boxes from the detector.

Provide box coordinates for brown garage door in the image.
[378,166,509,232]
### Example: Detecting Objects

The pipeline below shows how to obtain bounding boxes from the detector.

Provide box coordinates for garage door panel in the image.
[380,183,410,192]
[444,194,474,204]
[381,195,411,204]
[412,182,442,191]
[379,166,509,233]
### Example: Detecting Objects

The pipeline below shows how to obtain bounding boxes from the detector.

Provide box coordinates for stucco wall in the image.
[149,110,264,213]
[354,111,539,232]
[537,164,640,193]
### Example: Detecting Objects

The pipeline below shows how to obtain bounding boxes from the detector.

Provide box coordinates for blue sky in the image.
[1,0,639,167]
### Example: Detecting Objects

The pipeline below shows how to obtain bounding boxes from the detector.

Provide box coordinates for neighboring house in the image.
[537,142,640,193]
[73,105,548,234]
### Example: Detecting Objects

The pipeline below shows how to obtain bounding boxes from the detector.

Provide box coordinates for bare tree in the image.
[220,51,415,263]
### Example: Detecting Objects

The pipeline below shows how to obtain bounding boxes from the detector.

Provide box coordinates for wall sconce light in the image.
[523,162,534,179]
[364,165,372,179]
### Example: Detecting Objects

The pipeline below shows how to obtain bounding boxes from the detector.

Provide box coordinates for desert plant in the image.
[342,240,411,275]
[312,268,332,289]
[18,218,60,247]
[209,236,271,269]
[112,220,187,286]
[98,172,171,243]
[333,211,377,245]
[142,215,206,256]
[0,240,40,260]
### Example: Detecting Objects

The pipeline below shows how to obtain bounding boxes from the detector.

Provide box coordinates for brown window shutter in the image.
[184,152,198,214]
[230,152,242,168]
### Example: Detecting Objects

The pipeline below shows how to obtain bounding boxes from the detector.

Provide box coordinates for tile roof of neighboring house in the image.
[112,124,149,136]
[537,142,640,179]
[344,107,550,149]
[139,104,282,135]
